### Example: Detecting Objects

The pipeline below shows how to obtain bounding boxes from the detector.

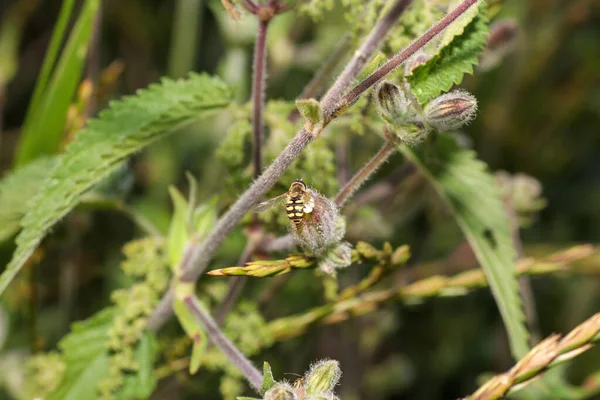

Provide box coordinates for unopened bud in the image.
[304,359,342,395]
[376,81,409,126]
[424,90,478,132]
[264,383,298,400]
[319,242,352,275]
[393,120,430,145]
[291,191,345,258]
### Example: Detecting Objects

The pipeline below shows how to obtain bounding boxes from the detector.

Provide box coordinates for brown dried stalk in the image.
[464,313,600,400]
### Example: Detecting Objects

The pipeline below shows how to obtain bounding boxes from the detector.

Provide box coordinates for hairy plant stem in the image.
[147,0,480,331]
[332,0,479,119]
[252,18,269,177]
[320,0,415,111]
[289,35,351,123]
[334,141,396,207]
[182,294,263,391]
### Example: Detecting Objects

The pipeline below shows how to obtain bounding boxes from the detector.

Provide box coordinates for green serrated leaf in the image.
[47,308,116,400]
[15,0,100,165]
[0,73,231,296]
[120,332,158,399]
[168,186,190,273]
[237,397,262,400]
[438,0,482,49]
[261,361,276,395]
[0,157,57,242]
[397,135,529,359]
[407,3,489,104]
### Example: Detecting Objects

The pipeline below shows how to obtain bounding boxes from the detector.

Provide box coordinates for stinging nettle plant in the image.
[0,0,598,399]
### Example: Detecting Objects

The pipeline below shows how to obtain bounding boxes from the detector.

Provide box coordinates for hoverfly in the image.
[254,179,315,225]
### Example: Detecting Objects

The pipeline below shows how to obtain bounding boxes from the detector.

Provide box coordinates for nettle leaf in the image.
[0,157,57,242]
[48,308,115,400]
[261,361,276,395]
[48,308,159,399]
[398,135,529,359]
[406,3,489,104]
[120,332,159,399]
[0,73,232,295]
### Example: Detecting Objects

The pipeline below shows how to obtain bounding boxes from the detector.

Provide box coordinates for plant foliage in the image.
[406,2,489,103]
[398,134,529,359]
[0,73,231,296]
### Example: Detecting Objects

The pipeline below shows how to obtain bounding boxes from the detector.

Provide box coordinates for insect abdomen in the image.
[285,197,304,225]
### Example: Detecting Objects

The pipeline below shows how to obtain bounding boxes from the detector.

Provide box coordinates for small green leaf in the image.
[47,308,115,400]
[192,198,218,238]
[15,0,101,165]
[120,331,159,399]
[237,397,262,400]
[437,0,482,49]
[295,98,323,126]
[168,186,190,273]
[22,0,76,121]
[0,73,231,296]
[407,3,489,103]
[397,135,529,359]
[261,361,276,395]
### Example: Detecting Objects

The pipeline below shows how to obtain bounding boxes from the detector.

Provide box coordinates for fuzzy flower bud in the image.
[291,190,345,258]
[304,359,342,395]
[375,81,409,126]
[318,242,352,275]
[394,120,430,145]
[424,90,478,132]
[264,383,298,400]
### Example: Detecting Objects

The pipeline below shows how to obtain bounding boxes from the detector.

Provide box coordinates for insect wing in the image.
[253,194,287,213]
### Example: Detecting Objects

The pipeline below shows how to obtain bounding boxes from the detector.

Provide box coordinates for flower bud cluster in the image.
[263,359,342,400]
[375,81,478,145]
[98,238,170,399]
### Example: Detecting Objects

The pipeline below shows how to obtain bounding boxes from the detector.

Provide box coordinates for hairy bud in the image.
[304,359,342,395]
[393,120,430,145]
[264,383,298,400]
[424,90,478,132]
[375,81,409,126]
[291,191,345,258]
[318,242,352,275]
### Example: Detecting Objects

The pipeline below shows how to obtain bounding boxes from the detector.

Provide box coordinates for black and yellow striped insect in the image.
[254,179,315,225]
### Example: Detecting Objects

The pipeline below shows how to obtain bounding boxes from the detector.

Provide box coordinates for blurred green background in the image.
[0,0,599,399]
